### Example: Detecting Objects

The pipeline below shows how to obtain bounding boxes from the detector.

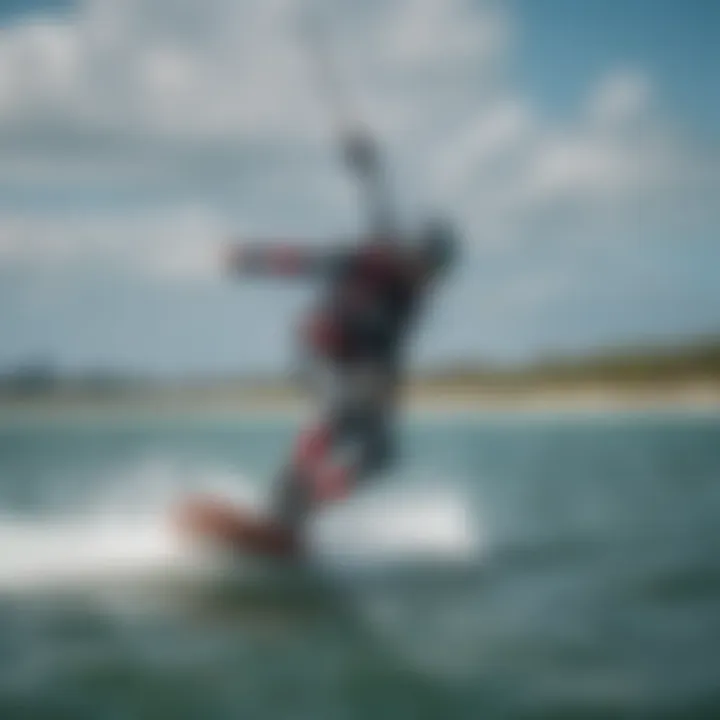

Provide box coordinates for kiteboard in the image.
[172,495,301,559]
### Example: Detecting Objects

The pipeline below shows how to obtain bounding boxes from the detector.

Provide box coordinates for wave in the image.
[0,458,483,595]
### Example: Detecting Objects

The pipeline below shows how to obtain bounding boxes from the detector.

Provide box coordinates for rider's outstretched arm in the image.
[225,242,349,279]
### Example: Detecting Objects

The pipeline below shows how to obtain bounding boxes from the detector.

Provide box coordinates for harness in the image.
[301,246,417,364]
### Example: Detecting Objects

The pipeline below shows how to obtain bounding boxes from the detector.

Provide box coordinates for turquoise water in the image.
[0,411,719,719]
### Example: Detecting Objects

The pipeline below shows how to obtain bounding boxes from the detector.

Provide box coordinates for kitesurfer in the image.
[226,132,458,541]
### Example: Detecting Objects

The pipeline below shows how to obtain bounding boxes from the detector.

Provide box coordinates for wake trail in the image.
[0,460,484,594]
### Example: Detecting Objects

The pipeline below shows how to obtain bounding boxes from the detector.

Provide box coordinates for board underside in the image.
[172,496,300,559]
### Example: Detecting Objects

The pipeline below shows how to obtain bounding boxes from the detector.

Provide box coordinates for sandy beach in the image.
[1,380,719,426]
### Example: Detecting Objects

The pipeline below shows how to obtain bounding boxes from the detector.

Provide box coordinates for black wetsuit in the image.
[230,237,438,531]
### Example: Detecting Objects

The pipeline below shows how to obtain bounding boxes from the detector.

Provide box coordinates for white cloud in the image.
[429,61,716,263]
[0,0,511,274]
[586,70,652,128]
[0,0,715,289]
[0,205,227,280]
[435,98,533,195]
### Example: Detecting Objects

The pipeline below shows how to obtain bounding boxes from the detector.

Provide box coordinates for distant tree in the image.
[1,357,57,397]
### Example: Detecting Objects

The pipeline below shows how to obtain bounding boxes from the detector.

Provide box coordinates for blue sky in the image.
[515,0,720,135]
[0,0,718,375]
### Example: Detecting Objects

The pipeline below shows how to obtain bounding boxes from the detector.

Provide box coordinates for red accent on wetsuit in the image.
[312,465,352,503]
[289,423,353,504]
[303,313,349,359]
[362,245,395,276]
[270,247,305,275]
[293,424,332,470]
[300,244,410,363]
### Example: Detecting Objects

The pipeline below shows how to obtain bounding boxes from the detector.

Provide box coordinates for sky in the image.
[0,0,718,376]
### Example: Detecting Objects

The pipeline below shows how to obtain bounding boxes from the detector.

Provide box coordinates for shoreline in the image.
[1,382,719,426]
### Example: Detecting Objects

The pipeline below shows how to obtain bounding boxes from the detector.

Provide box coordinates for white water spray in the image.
[0,459,483,594]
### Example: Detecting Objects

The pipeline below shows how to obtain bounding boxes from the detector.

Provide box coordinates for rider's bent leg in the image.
[308,409,395,504]
[270,361,395,531]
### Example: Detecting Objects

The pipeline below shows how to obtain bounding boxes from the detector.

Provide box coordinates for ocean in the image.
[0,410,719,719]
